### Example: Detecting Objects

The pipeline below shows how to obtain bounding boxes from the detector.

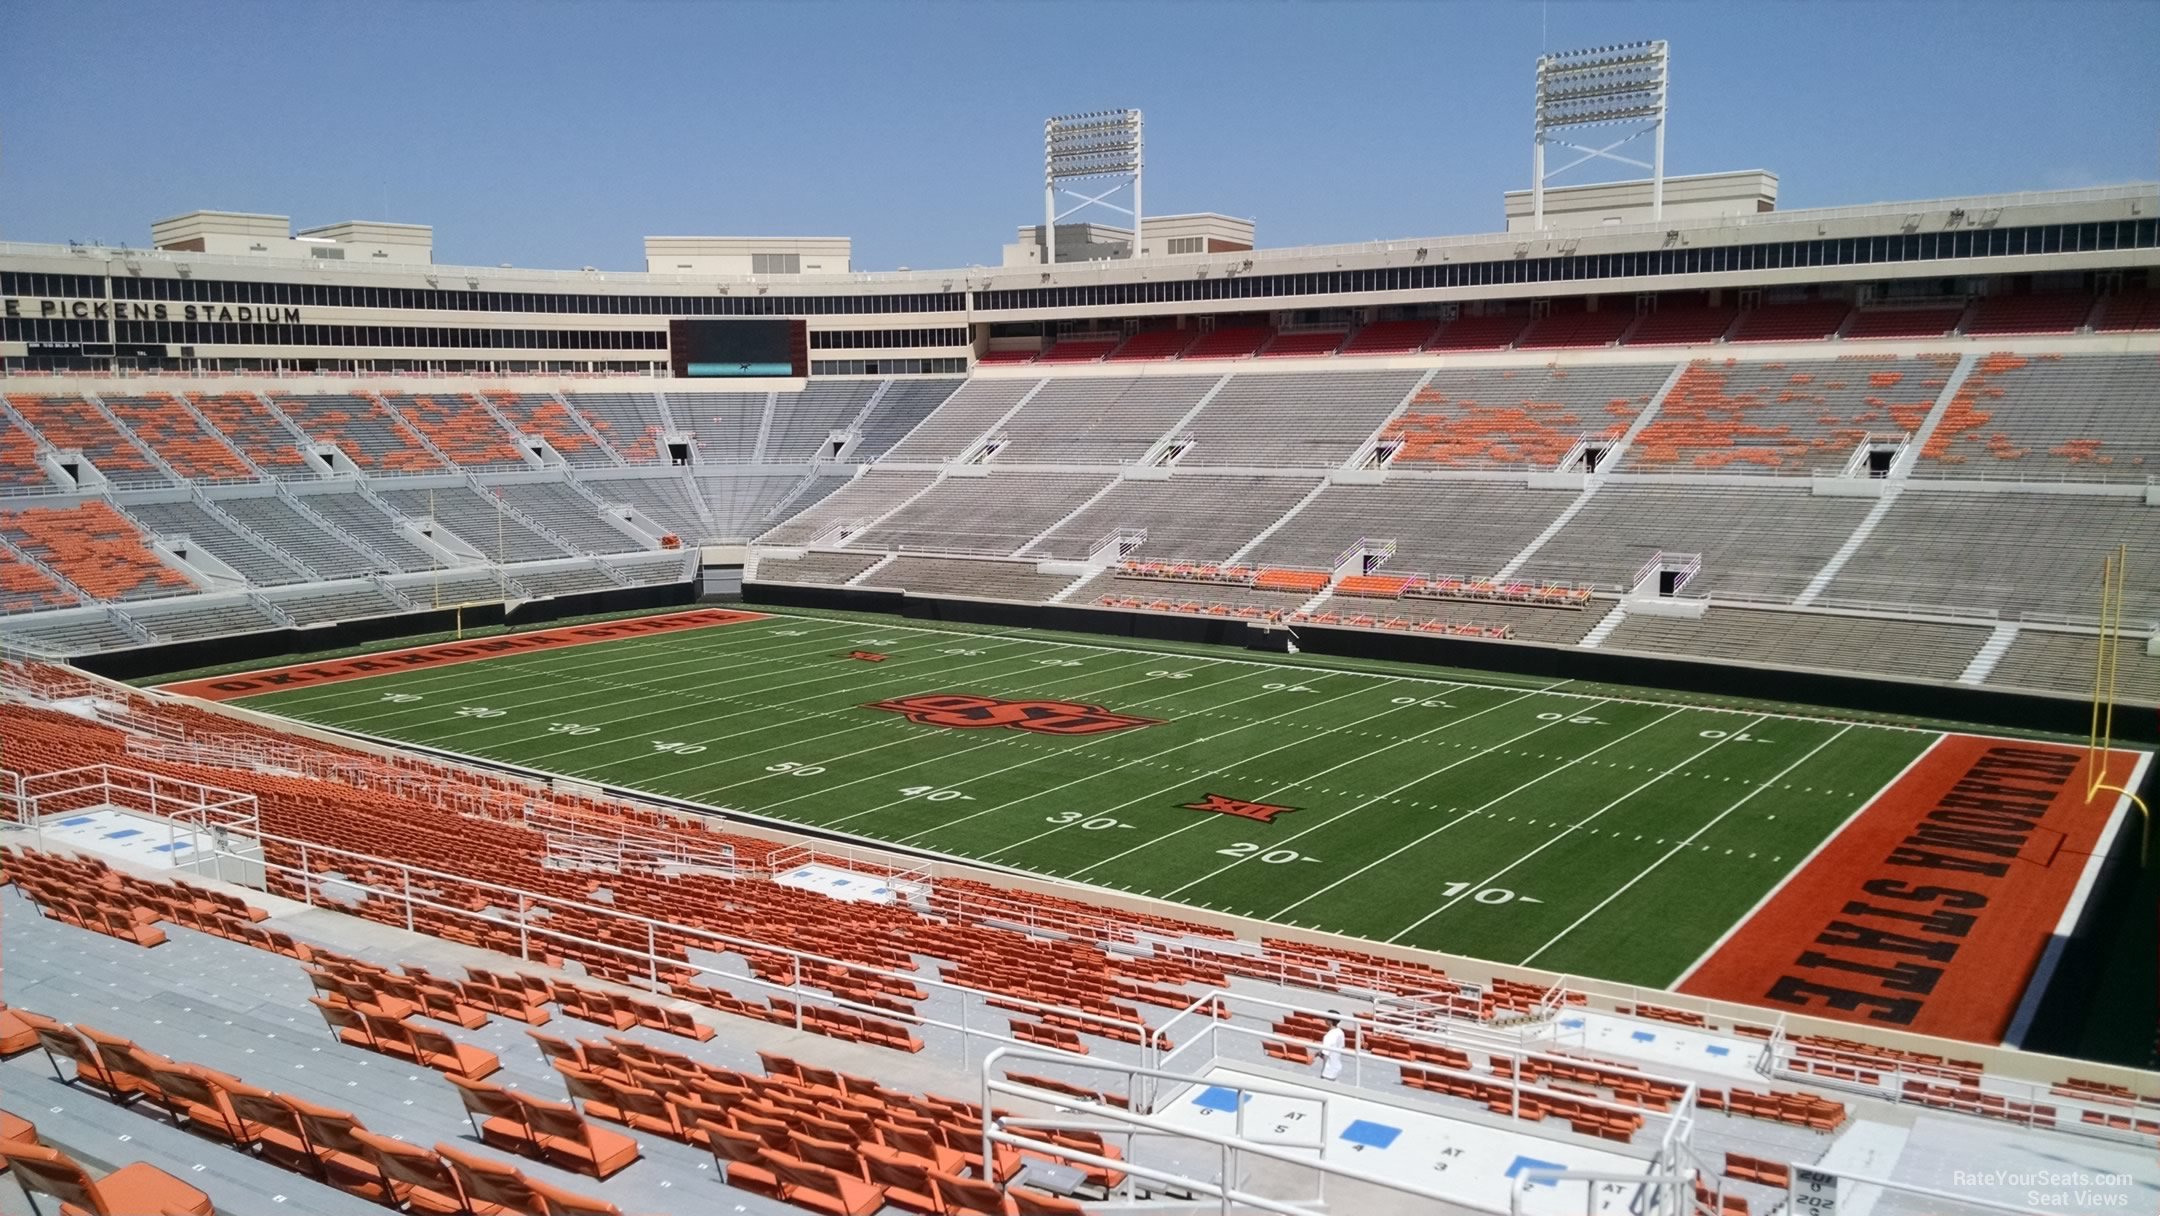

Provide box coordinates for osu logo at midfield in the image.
[868,693,1161,737]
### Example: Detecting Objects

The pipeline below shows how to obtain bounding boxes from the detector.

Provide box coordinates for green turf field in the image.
[217,610,1944,988]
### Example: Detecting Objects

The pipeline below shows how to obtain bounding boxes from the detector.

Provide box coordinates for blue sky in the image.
[5,1,2156,272]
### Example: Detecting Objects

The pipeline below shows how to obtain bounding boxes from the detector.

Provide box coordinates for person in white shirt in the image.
[1318,1012,1351,1081]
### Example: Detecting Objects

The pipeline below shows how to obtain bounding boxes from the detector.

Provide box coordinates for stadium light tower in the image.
[1531,41,1669,230]
[1044,109,1143,266]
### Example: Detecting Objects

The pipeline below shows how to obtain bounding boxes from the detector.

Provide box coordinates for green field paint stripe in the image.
[1069,684,1571,885]
[1266,699,1670,920]
[675,648,1181,799]
[729,657,1241,818]
[1517,722,1856,967]
[1382,714,1771,944]
[805,661,1268,832]
[421,635,1071,772]
[241,617,869,720]
[892,673,1379,848]
[751,610,1955,735]
[260,629,979,750]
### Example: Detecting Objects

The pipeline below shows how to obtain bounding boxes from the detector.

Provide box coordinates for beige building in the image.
[1504,170,1779,232]
[150,211,434,264]
[642,236,851,276]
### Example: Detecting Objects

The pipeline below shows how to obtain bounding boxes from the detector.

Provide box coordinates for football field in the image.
[176,606,2007,994]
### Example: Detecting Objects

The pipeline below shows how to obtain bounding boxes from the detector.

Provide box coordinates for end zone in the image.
[1677,733,2150,1044]
[160,608,766,701]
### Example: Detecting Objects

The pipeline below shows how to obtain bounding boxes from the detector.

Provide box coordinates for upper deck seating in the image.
[0,547,77,613]
[271,393,444,473]
[849,471,1109,555]
[1624,303,1738,346]
[189,392,316,476]
[102,394,259,479]
[1245,480,1577,577]
[486,482,648,555]
[0,500,195,601]
[975,348,1040,365]
[1339,319,1441,356]
[763,382,880,462]
[375,485,572,563]
[1035,335,1121,364]
[1623,355,1955,474]
[213,493,384,580]
[1386,364,1667,468]
[484,391,615,466]
[382,393,527,468]
[860,555,1080,601]
[1915,352,2160,476]
[1516,307,1635,350]
[1181,325,1274,360]
[581,474,708,543]
[850,379,963,461]
[1517,485,1874,601]
[664,391,764,463]
[1025,473,1319,562]
[1259,330,1349,358]
[1964,293,2096,336]
[1178,369,1422,467]
[123,499,309,585]
[1843,304,1965,340]
[1426,313,1528,351]
[881,379,1041,462]
[1604,606,1989,682]
[757,469,938,546]
[1726,299,1854,344]
[753,549,889,585]
[993,375,1217,464]
[561,393,669,463]
[0,418,49,490]
[293,489,441,571]
[692,472,814,540]
[4,394,169,487]
[1106,328,1197,361]
[1823,489,2160,620]
[2093,291,2160,333]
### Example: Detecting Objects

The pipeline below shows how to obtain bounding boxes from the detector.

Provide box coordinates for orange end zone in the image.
[1678,733,2148,1044]
[160,607,767,701]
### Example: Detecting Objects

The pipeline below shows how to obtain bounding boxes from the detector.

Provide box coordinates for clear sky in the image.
[4,1,2156,272]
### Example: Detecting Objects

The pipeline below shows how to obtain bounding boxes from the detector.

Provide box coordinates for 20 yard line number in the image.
[1215,841,1320,865]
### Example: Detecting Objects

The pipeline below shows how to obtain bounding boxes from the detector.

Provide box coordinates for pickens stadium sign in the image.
[4,297,303,323]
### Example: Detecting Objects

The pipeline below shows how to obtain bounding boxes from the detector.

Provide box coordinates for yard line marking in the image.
[893,675,1391,847]
[248,617,869,717]
[1519,723,1855,966]
[1263,700,1665,919]
[978,678,1492,859]
[455,634,1081,768]
[748,659,1243,818]
[1384,714,1770,944]
[1074,685,1570,885]
[757,609,1947,736]
[354,630,1046,756]
[1672,731,1948,986]
[273,622,877,731]
[675,648,1180,794]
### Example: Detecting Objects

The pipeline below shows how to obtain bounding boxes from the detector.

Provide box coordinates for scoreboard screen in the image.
[668,318,807,378]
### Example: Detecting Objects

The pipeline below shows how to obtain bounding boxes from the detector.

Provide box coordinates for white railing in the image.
[211,830,1150,1061]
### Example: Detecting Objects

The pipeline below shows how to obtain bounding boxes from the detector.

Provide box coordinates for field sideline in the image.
[187,607,2003,994]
